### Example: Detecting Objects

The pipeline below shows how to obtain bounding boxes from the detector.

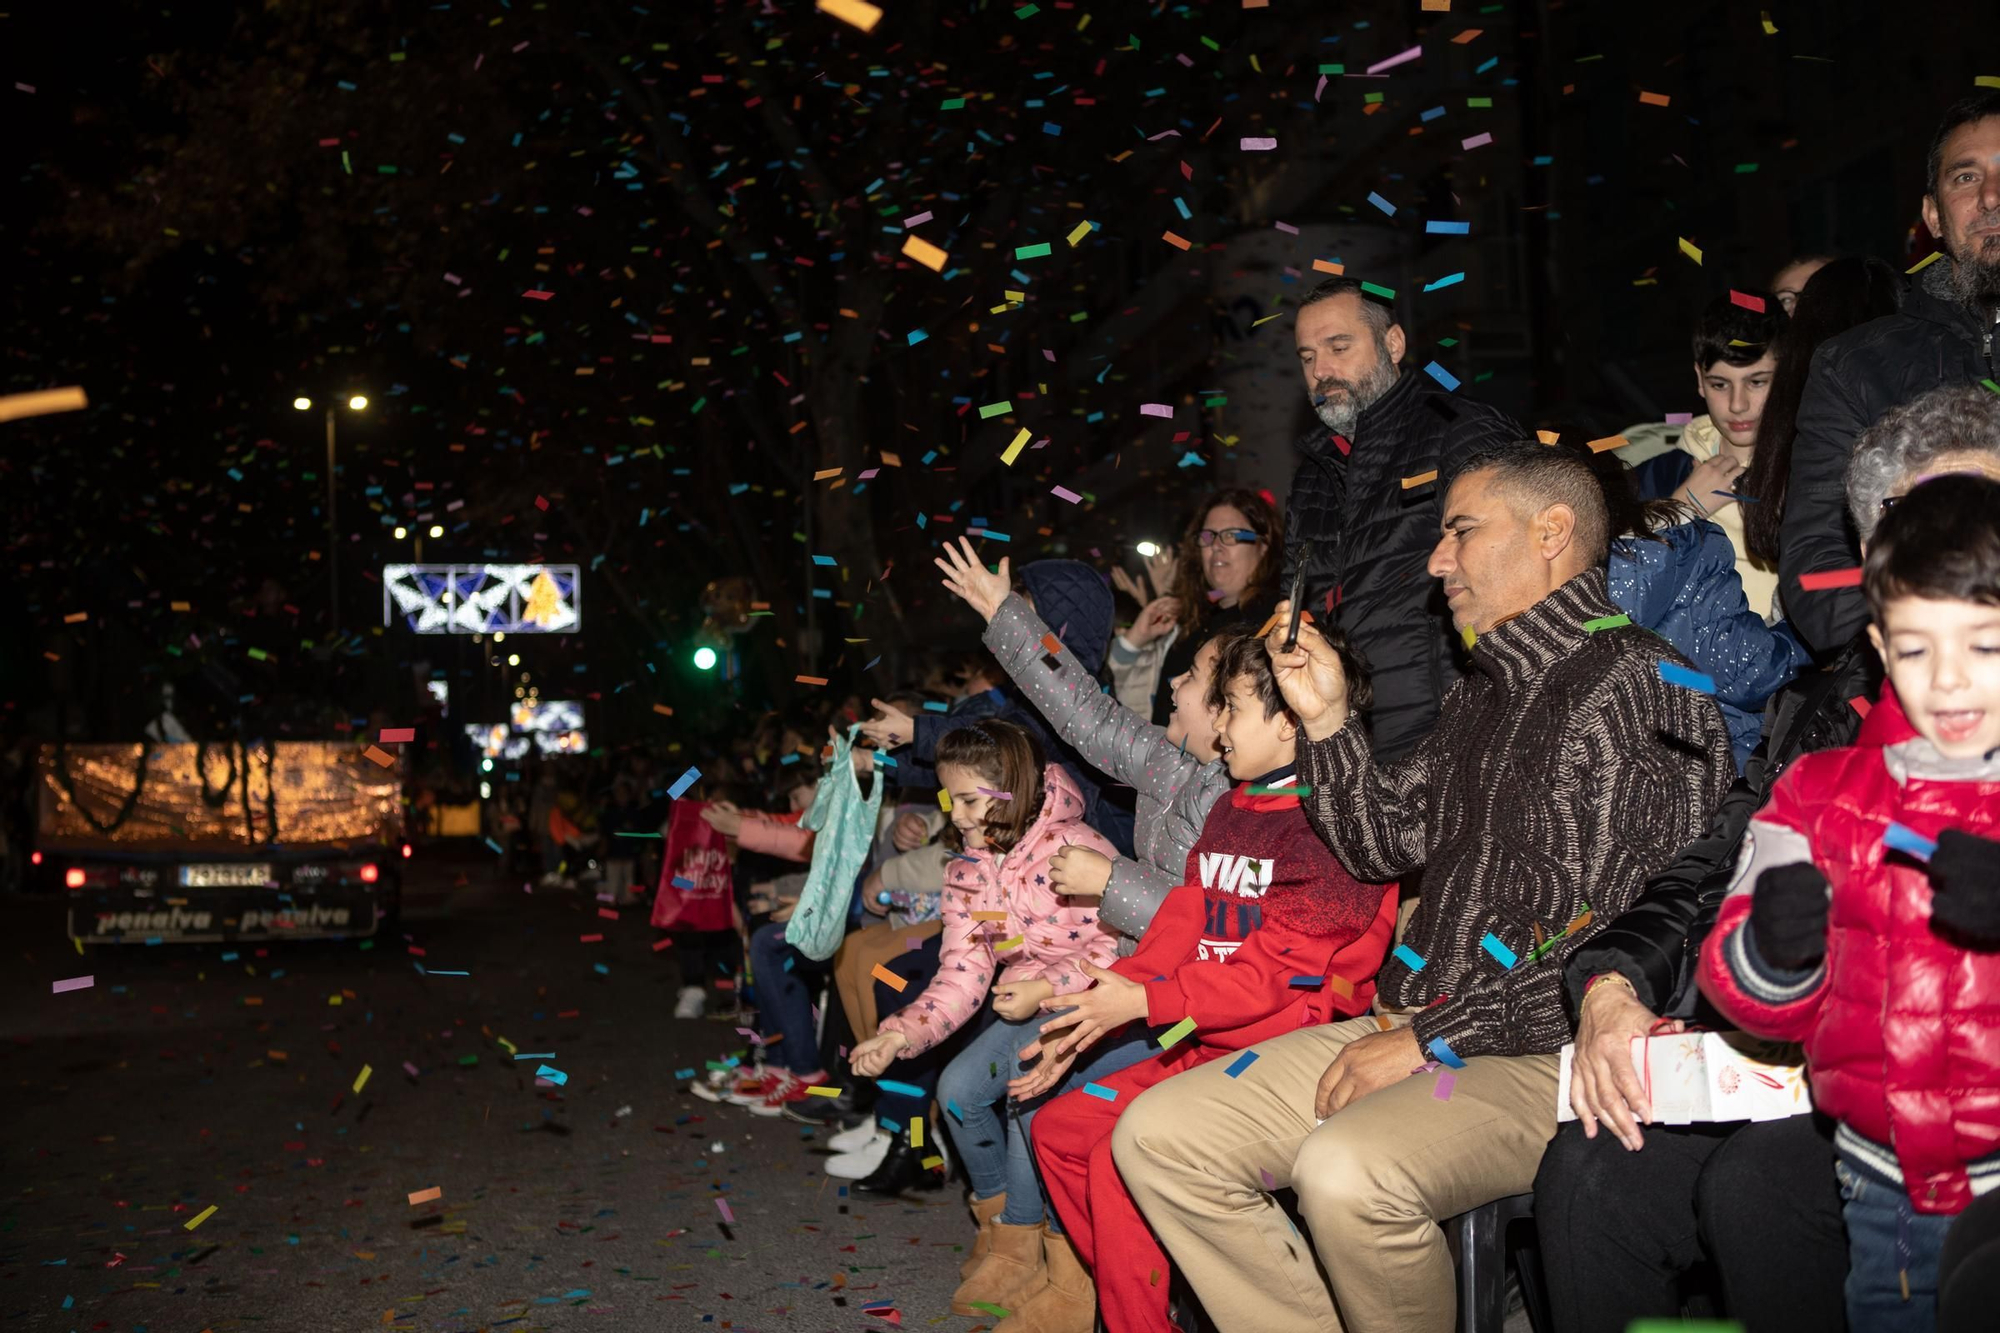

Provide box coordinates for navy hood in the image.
[1019,559,1114,676]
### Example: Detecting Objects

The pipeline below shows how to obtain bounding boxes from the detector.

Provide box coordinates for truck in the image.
[35,740,407,944]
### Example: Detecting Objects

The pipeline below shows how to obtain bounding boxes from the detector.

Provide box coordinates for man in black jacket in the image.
[1281,277,1520,761]
[1781,90,2000,655]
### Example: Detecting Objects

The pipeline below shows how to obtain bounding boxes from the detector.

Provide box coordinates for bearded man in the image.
[1281,277,1521,761]
[1781,90,2000,655]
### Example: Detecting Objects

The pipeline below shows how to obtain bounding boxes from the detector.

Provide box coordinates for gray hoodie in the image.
[983,594,1233,942]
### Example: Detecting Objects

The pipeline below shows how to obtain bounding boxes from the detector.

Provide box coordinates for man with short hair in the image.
[1112,442,1733,1333]
[1282,277,1519,762]
[1783,90,2000,654]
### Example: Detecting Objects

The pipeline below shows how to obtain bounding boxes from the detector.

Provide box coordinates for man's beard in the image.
[1309,354,1399,434]
[1946,219,2000,306]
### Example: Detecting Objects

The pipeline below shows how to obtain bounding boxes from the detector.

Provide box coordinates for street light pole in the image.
[326,406,339,636]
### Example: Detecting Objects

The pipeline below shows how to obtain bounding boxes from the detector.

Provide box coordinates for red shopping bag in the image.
[650,801,734,932]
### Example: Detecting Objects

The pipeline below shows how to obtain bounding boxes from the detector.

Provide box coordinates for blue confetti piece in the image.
[1422,271,1465,292]
[1481,933,1518,969]
[1288,975,1324,988]
[1428,1038,1466,1070]
[1083,1082,1118,1101]
[675,1068,696,1080]
[484,837,505,855]
[667,766,702,800]
[1224,1051,1259,1078]
[946,1099,964,1123]
[1393,944,1427,973]
[535,1064,568,1085]
[1367,190,1396,216]
[1425,220,1470,234]
[1657,660,1718,695]
[1884,822,1938,861]
[1423,361,1461,392]
[671,876,695,891]
[877,1079,926,1099]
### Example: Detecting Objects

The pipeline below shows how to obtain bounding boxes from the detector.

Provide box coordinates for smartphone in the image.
[1281,541,1313,652]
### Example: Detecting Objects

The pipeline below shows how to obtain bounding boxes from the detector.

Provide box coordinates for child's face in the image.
[1215,673,1297,780]
[1869,596,2000,759]
[936,762,997,849]
[1694,353,1778,450]
[1166,639,1224,762]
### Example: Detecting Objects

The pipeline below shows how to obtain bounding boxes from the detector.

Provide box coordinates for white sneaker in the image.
[674,985,706,1019]
[824,1129,892,1180]
[827,1118,882,1155]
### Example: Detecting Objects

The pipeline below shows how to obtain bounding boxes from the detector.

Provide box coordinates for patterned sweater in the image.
[1300,567,1733,1059]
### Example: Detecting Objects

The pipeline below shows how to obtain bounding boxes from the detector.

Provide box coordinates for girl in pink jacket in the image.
[848,720,1144,1315]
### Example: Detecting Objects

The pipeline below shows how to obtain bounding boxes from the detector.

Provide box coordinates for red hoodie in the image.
[1110,781,1397,1051]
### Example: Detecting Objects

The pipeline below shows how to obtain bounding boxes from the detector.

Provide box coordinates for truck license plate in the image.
[180,863,272,888]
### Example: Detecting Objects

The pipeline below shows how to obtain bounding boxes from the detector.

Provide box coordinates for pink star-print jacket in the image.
[878,762,1121,1055]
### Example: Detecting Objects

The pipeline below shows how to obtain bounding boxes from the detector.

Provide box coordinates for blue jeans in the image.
[1836,1146,1954,1333]
[749,921,828,1075]
[939,1012,1152,1230]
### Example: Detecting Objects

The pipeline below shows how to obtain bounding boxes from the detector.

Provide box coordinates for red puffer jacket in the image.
[1699,689,2000,1213]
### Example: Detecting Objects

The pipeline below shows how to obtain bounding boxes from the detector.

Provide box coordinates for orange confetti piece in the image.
[901,234,948,272]
[1587,435,1630,453]
[1162,230,1192,251]
[870,963,908,993]
[1638,90,1671,107]
[1040,632,1063,655]
[816,0,882,32]
[363,745,396,768]
[407,1186,442,1206]
[1401,469,1440,490]
[0,385,88,423]
[63,611,88,624]
[1452,28,1483,43]
[652,703,674,717]
[1311,258,1345,275]
[795,675,829,687]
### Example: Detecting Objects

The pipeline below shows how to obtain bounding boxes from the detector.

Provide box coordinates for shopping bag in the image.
[650,801,734,932]
[784,725,883,961]
[1557,1029,1812,1125]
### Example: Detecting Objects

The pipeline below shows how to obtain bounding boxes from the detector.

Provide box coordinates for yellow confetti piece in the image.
[1979,75,2000,89]
[910,1118,924,1148]
[1000,427,1031,466]
[937,788,953,812]
[901,234,948,272]
[1907,250,1945,275]
[1460,625,1478,651]
[1066,220,1094,247]
[353,1064,373,1094]
[815,0,882,32]
[921,1154,945,1170]
[996,934,1025,952]
[805,1084,845,1097]
[184,1204,218,1231]
[1678,237,1703,265]
[1158,1016,1198,1048]
[1760,10,1778,33]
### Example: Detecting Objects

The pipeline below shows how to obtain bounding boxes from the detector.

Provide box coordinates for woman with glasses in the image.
[1109,488,1285,727]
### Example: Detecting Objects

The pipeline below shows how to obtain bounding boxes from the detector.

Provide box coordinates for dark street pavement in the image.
[1,849,970,1331]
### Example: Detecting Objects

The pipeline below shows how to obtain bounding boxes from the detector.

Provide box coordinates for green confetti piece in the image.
[1249,785,1311,797]
[1015,242,1052,259]
[970,1303,1013,1318]
[1318,63,1346,74]
[1360,280,1398,300]
[978,400,1013,419]
[941,97,966,110]
[1582,613,1632,633]
[1158,1016,1198,1049]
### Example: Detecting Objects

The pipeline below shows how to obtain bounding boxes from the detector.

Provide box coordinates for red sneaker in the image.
[749,1070,829,1117]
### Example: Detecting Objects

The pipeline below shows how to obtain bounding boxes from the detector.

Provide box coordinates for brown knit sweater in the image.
[1300,567,1733,1059]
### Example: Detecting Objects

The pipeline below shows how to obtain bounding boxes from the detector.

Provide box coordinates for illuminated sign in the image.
[383,564,582,634]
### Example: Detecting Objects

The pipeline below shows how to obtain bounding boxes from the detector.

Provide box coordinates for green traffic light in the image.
[692,645,718,671]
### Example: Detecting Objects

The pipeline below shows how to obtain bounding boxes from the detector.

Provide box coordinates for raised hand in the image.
[934,536,1013,623]
[1124,595,1182,648]
[1264,602,1350,741]
[859,698,915,751]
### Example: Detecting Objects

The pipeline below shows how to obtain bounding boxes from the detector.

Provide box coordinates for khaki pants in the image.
[1113,1015,1559,1333]
[831,919,942,1041]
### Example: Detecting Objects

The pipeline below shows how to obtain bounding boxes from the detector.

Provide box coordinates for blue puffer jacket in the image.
[1607,521,1812,771]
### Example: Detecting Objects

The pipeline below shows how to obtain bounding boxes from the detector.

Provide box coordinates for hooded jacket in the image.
[1280,369,1522,763]
[981,592,1234,943]
[1630,415,1780,619]
[1607,519,1812,770]
[1698,688,2000,1214]
[1780,260,1999,654]
[898,560,1135,856]
[876,762,1121,1056]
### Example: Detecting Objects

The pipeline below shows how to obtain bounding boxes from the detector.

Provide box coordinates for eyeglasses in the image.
[1197,528,1263,548]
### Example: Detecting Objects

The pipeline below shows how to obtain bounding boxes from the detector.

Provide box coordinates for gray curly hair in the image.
[1844,385,2000,543]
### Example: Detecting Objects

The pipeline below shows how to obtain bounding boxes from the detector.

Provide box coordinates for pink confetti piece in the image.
[1051,485,1082,504]
[715,1197,735,1224]
[52,975,94,994]
[858,468,880,480]
[1664,411,1694,425]
[403,1061,421,1077]
[1259,1167,1278,1191]
[1461,132,1494,150]
[1274,220,1300,235]
[976,787,1014,800]
[1240,136,1277,151]
[521,289,554,300]
[1139,403,1173,418]
[903,211,934,228]
[1366,45,1422,74]
[1434,1070,1458,1101]
[379,727,416,743]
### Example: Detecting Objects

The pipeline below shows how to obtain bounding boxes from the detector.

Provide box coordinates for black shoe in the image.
[851,1137,945,1196]
[781,1096,847,1128]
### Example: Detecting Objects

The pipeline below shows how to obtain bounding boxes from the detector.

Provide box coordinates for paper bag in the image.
[1557,1030,1812,1125]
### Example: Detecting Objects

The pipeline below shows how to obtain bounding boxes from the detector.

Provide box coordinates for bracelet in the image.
[1583,972,1636,1004]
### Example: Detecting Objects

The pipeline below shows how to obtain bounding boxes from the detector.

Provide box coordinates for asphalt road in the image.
[0,848,971,1332]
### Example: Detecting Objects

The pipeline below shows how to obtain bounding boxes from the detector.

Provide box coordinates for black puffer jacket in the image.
[1562,634,1881,1023]
[1279,369,1521,762]
[1781,261,2000,655]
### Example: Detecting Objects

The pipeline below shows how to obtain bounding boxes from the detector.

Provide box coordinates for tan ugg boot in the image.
[960,1192,1008,1279]
[993,1228,1094,1333]
[950,1220,1046,1317]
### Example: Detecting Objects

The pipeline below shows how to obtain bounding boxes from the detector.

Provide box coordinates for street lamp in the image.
[296,393,370,633]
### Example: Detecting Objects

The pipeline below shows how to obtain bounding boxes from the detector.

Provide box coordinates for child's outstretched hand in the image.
[849,1030,910,1078]
[1035,963,1147,1057]
[992,978,1054,1021]
[934,536,1013,623]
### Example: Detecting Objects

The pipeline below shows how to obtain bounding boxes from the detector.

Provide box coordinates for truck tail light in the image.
[65,867,87,889]
[359,863,380,884]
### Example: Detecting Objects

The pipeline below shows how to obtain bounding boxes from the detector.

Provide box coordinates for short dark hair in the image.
[1449,440,1614,566]
[1863,474,2000,622]
[1692,292,1787,371]
[1296,276,1395,335]
[1204,624,1373,719]
[1926,90,2000,197]
[935,719,1047,855]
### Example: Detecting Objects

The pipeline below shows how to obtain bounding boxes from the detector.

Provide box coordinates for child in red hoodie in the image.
[1013,628,1398,1333]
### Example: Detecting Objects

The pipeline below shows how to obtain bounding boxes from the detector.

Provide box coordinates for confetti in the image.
[1224,1051,1259,1078]
[407,1186,442,1205]
[51,975,94,994]
[900,234,948,272]
[1157,1016,1198,1048]
[870,964,908,993]
[1427,1038,1467,1070]
[183,1204,218,1231]
[0,385,88,423]
[1393,944,1427,973]
[1480,933,1518,969]
[1400,469,1440,490]
[1657,661,1718,694]
[1083,1082,1118,1100]
[1797,567,1864,591]
[1582,613,1632,632]
[1883,822,1937,861]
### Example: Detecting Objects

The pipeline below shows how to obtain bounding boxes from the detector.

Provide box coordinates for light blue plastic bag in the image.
[785,725,883,961]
